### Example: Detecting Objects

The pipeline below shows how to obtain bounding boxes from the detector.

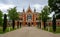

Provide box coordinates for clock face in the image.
[27,14,32,21]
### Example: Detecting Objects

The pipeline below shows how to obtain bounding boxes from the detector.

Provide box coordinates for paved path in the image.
[0,27,59,37]
[55,34,60,37]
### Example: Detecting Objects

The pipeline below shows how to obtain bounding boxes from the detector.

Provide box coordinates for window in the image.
[58,23,59,25]
[27,14,32,21]
[36,18,39,20]
[36,18,38,20]
[20,18,23,20]
[26,22,27,24]
[32,23,33,25]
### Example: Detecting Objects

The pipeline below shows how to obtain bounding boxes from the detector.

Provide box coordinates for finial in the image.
[23,8,25,12]
[28,4,30,9]
[34,8,36,12]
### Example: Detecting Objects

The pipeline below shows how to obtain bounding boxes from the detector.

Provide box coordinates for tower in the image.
[26,4,32,13]
[23,8,25,12]
[34,8,36,12]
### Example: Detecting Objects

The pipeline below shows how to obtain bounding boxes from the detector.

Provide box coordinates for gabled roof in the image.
[26,5,32,13]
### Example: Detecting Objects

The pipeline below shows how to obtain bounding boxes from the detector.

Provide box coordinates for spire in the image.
[34,8,36,12]
[28,4,31,10]
[23,8,25,12]
[29,4,30,8]
[26,4,32,12]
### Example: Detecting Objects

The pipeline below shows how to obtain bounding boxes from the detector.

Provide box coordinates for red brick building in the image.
[16,6,60,27]
[46,19,60,26]
[18,6,40,26]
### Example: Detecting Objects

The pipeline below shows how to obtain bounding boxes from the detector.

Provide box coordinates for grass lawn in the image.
[0,27,17,34]
[49,26,60,33]
[42,26,60,34]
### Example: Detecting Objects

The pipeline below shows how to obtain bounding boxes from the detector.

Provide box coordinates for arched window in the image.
[32,22,33,25]
[27,14,32,21]
[58,23,59,25]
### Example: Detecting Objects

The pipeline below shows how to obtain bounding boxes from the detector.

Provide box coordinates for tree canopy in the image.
[48,0,60,19]
[40,6,51,21]
[39,6,51,29]
[8,7,19,29]
[8,7,19,20]
[0,10,3,26]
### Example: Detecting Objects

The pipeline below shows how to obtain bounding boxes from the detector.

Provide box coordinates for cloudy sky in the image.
[0,0,54,17]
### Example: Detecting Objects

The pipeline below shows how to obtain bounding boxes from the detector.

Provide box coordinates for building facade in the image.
[17,6,60,27]
[46,19,60,26]
[18,6,40,26]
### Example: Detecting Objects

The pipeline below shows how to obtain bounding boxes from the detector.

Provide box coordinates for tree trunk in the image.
[44,20,46,29]
[3,14,7,32]
[17,21,19,28]
[52,14,56,32]
[40,22,41,28]
[12,20,15,29]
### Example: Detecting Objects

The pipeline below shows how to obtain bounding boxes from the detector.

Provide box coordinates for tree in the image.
[48,0,60,32]
[17,21,19,28]
[38,13,41,28]
[3,14,7,32]
[0,10,3,26]
[48,0,60,19]
[52,14,56,32]
[8,7,19,29]
[40,6,51,29]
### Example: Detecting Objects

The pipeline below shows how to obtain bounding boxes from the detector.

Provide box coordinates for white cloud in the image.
[0,3,15,14]
[0,3,15,10]
[0,0,48,13]
[33,4,43,9]
[48,12,55,17]
[32,4,47,12]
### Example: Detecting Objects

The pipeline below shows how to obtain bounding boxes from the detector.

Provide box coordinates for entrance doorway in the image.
[28,23,30,27]
[20,22,22,27]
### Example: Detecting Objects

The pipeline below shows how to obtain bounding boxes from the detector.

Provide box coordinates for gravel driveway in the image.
[0,27,60,37]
